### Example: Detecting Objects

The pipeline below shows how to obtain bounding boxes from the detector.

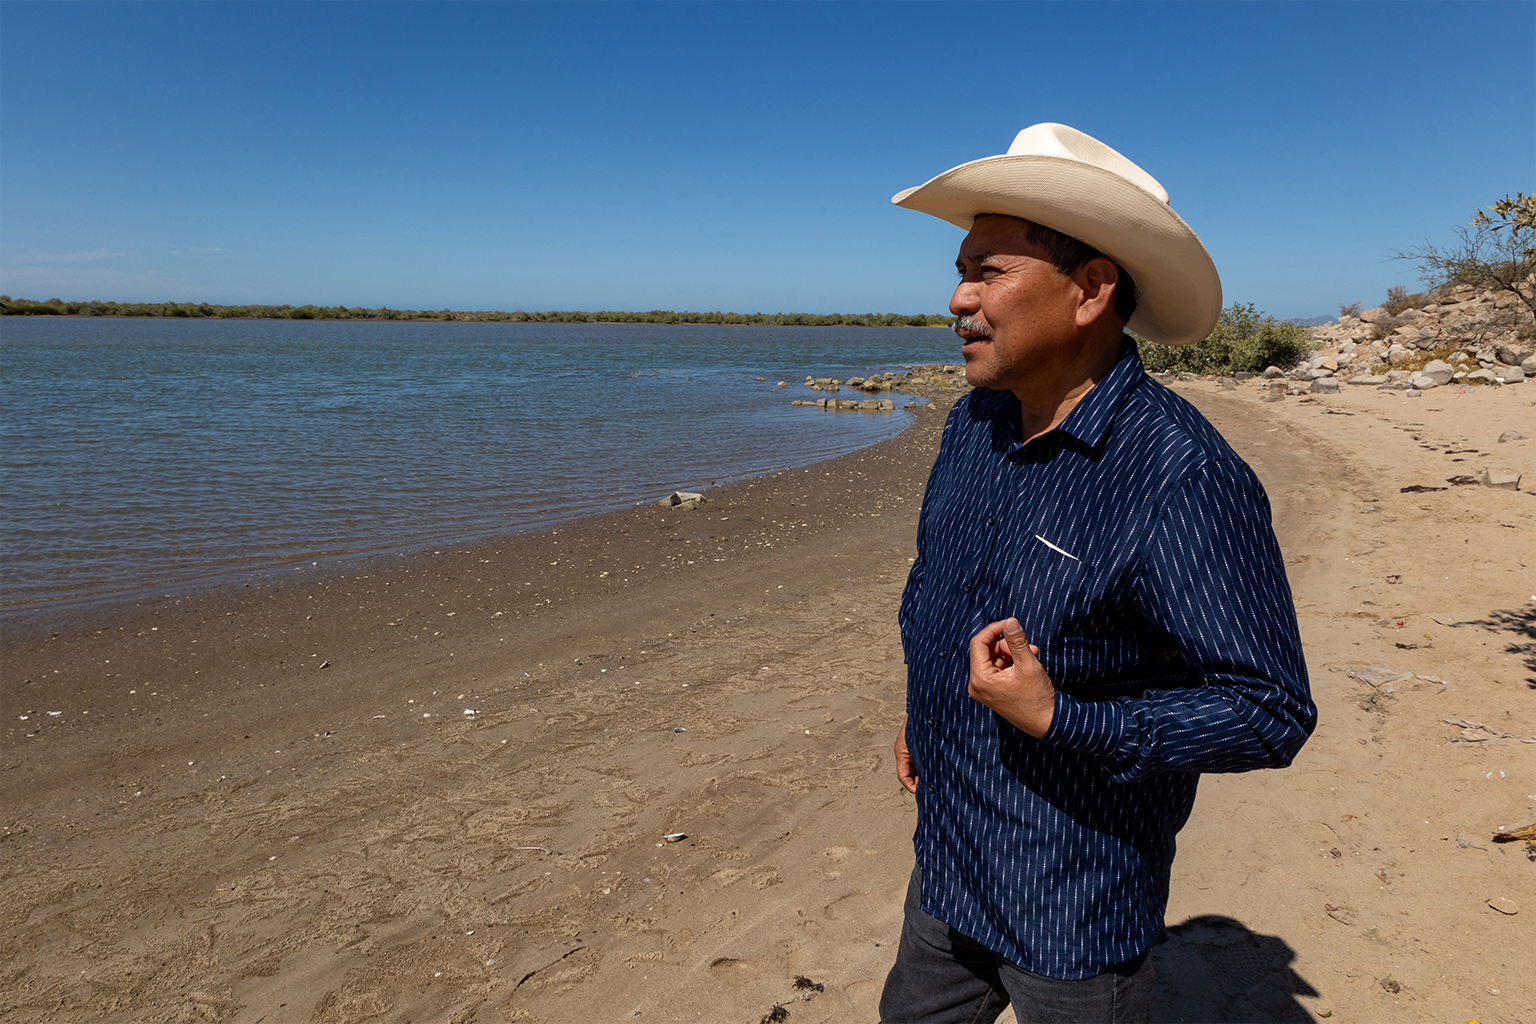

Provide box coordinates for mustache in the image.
[953,314,991,339]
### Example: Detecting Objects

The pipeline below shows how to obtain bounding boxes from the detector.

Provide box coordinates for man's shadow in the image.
[1151,916,1318,1024]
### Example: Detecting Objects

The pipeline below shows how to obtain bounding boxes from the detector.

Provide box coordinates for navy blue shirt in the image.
[900,343,1314,981]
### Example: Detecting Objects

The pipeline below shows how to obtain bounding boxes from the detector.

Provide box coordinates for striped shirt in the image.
[900,342,1315,981]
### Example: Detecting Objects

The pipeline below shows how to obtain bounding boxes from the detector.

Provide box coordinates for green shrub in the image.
[1138,302,1315,376]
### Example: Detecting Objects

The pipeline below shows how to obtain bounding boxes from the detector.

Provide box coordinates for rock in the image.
[877,399,895,411]
[1419,359,1454,385]
[1260,391,1285,403]
[810,383,823,391]
[1406,388,1422,398]
[1523,355,1536,374]
[1488,897,1519,915]
[1310,378,1340,394]
[1495,342,1534,365]
[1406,372,1440,390]
[1233,371,1254,381]
[1262,366,1284,379]
[846,376,866,387]
[658,491,706,510]
[1218,377,1237,391]
[1348,374,1388,385]
[858,399,882,412]
[1306,367,1333,380]
[1481,468,1522,490]
[1497,365,1526,383]
[1310,354,1338,371]
[1359,306,1387,323]
[1285,383,1310,396]
[1387,345,1412,365]
[1467,369,1499,384]
[1498,430,1526,442]
[776,381,787,387]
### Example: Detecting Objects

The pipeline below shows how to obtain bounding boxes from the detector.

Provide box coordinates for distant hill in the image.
[1287,315,1334,326]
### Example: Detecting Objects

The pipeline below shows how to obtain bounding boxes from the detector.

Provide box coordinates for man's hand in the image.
[894,714,918,794]
[968,617,1056,738]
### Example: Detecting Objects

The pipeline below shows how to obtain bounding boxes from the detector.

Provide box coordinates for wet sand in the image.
[3,376,1533,1023]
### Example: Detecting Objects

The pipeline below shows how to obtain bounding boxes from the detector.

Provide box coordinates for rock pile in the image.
[1304,280,1536,391]
[788,364,970,411]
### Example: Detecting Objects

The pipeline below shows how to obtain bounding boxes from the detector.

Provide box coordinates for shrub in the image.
[1338,301,1362,318]
[1138,302,1315,376]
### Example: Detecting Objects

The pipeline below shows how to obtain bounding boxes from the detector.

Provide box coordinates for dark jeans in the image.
[879,867,1154,1024]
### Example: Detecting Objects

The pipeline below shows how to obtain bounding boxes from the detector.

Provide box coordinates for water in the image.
[1,317,958,614]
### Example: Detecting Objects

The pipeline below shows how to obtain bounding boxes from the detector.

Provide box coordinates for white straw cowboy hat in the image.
[892,123,1222,345]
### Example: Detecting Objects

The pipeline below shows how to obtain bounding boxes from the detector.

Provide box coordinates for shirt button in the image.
[988,517,996,526]
[961,583,972,593]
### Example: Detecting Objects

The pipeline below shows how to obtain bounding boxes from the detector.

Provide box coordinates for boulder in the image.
[1262,366,1285,379]
[1496,365,1526,383]
[1419,359,1454,385]
[1310,378,1340,394]
[1467,369,1500,385]
[1233,371,1255,381]
[1388,345,1412,365]
[1359,306,1387,323]
[1497,430,1525,443]
[1481,468,1522,490]
[1348,374,1388,385]
[1522,354,1536,374]
[1496,342,1534,365]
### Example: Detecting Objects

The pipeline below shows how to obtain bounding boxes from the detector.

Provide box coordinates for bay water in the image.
[1,318,958,615]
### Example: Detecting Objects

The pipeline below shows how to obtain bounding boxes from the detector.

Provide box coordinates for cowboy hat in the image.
[892,123,1222,345]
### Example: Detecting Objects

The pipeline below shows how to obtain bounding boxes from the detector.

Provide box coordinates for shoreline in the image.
[3,374,1532,1022]
[0,366,964,635]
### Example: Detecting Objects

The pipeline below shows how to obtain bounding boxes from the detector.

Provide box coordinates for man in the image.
[878,124,1316,1023]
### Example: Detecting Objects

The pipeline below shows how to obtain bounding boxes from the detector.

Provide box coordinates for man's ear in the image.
[1073,257,1122,329]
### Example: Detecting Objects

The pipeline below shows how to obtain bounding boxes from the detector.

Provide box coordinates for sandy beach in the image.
[3,374,1533,1023]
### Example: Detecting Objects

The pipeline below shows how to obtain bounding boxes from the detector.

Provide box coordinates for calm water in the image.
[1,318,958,613]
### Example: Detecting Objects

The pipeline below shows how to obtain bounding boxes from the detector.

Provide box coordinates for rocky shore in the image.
[1299,280,1536,392]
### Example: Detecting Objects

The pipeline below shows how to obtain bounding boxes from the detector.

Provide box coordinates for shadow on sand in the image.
[1151,915,1318,1024]
[1470,604,1536,687]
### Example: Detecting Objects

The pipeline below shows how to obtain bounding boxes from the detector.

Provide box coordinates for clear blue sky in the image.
[2,1,1531,320]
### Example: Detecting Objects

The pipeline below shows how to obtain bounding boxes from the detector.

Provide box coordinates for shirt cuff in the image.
[1041,691,1140,771]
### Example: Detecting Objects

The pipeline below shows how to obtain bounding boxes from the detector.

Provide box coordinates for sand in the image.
[2,375,1533,1024]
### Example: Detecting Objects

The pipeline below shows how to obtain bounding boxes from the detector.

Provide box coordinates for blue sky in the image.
[2,1,1531,320]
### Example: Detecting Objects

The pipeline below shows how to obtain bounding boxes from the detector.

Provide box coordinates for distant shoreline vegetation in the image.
[0,296,955,327]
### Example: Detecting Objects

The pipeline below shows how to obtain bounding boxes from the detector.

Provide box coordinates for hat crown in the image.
[1005,123,1169,205]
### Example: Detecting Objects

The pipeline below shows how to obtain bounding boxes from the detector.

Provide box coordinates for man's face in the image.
[949,215,1084,394]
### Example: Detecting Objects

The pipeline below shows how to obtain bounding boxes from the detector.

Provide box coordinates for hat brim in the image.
[893,154,1222,345]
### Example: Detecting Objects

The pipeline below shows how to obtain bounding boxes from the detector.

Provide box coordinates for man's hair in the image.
[1022,220,1139,325]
